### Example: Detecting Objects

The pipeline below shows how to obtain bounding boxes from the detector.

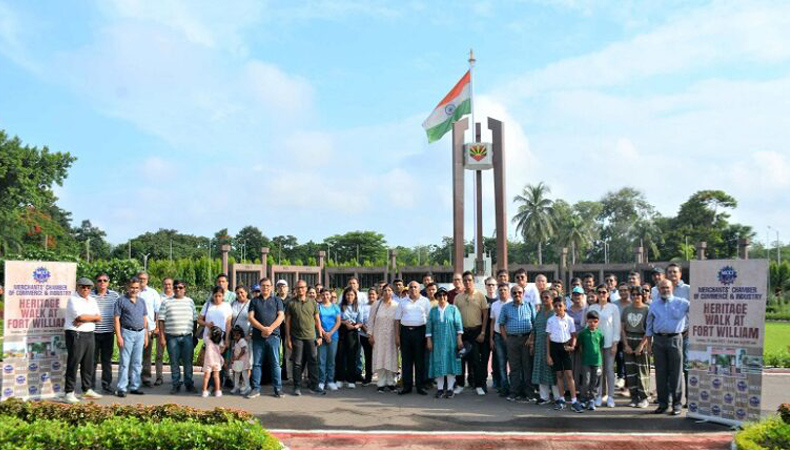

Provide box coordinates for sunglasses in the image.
[486,283,497,287]
[97,279,109,283]
[78,285,92,289]
[597,290,608,294]
[175,286,185,290]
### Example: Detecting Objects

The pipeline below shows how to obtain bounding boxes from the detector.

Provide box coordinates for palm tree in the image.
[558,213,595,264]
[630,218,663,263]
[512,182,555,265]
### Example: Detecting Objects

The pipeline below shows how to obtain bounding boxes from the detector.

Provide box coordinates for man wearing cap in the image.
[64,278,103,403]
[251,284,262,300]
[650,267,665,303]
[91,273,119,394]
[646,279,689,416]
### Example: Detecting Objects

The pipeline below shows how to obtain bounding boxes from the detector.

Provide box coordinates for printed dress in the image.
[531,310,555,386]
[427,304,463,378]
[368,300,399,373]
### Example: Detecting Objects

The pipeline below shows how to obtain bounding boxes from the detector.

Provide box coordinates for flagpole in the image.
[468,49,478,273]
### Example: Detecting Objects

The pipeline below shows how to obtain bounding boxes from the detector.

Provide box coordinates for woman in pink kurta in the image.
[368,284,399,392]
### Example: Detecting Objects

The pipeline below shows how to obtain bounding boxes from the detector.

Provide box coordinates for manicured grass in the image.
[765,321,790,354]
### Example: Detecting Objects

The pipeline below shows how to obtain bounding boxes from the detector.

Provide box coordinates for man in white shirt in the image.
[136,271,163,387]
[64,278,103,403]
[515,269,542,308]
[395,281,431,395]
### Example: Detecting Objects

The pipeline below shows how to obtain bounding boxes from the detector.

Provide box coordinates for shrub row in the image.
[764,350,790,368]
[0,398,253,426]
[0,416,279,450]
[735,417,790,450]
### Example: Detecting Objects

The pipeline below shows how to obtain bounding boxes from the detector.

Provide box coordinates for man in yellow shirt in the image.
[453,271,489,396]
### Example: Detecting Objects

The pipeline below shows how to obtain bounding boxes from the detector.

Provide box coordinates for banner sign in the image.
[2,260,77,400]
[687,259,768,426]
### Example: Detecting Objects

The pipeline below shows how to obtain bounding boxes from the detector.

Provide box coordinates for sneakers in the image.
[637,399,650,409]
[615,377,625,389]
[587,400,596,411]
[453,386,464,395]
[607,397,616,408]
[240,387,252,396]
[231,387,240,395]
[273,389,283,398]
[594,396,602,407]
[245,389,261,399]
[318,382,325,391]
[476,387,486,396]
[215,390,223,397]
[346,383,356,389]
[506,395,517,402]
[571,402,584,413]
[309,387,326,395]
[293,388,302,396]
[201,390,210,398]
[536,398,550,406]
[377,387,386,393]
[64,392,80,404]
[328,382,338,391]
[629,401,637,408]
[83,389,103,399]
[553,399,566,411]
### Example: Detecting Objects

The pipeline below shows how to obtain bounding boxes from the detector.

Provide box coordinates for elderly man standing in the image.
[646,280,689,416]
[500,284,537,402]
[158,280,197,394]
[395,281,431,395]
[136,271,163,387]
[64,277,103,403]
[114,277,149,397]
[91,273,119,394]
[666,263,691,406]
[454,271,489,396]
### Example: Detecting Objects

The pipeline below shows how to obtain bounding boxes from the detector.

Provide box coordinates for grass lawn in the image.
[765,321,790,354]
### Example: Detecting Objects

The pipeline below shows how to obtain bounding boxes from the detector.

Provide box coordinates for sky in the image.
[1,0,788,250]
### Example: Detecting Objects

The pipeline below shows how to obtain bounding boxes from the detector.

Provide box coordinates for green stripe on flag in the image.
[425,98,471,143]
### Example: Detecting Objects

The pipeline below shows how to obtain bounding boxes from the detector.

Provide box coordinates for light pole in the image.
[143,253,151,271]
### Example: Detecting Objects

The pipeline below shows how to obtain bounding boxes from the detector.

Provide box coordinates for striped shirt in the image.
[158,296,197,336]
[92,289,120,333]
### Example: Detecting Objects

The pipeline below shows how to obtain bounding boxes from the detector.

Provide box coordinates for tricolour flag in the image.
[422,71,471,143]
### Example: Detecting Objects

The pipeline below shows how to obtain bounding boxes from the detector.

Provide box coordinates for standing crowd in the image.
[62,265,691,415]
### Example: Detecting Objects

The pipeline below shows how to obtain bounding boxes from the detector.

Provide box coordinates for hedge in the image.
[0,398,253,425]
[0,416,280,450]
[734,404,790,450]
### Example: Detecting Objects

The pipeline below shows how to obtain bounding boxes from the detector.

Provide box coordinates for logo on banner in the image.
[711,405,721,416]
[28,363,38,372]
[28,386,39,395]
[690,376,699,387]
[52,361,62,371]
[40,373,50,382]
[712,378,722,389]
[3,364,13,374]
[717,265,737,285]
[736,409,747,420]
[32,266,51,284]
[3,388,13,397]
[724,393,733,404]
[700,390,710,401]
[15,375,26,385]
[689,402,698,413]
[749,396,760,407]
[737,380,748,392]
[52,383,61,393]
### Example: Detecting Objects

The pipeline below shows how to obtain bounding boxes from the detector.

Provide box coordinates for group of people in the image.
[62,265,691,415]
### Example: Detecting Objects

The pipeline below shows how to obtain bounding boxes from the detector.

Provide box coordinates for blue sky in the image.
[1,0,788,249]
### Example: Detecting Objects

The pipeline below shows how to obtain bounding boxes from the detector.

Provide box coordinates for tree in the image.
[512,182,555,264]
[73,220,112,261]
[0,131,76,256]
[233,225,270,262]
[324,231,387,264]
[630,218,664,263]
[597,187,655,263]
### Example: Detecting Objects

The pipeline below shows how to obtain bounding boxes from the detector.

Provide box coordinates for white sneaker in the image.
[328,382,338,391]
[607,397,616,408]
[201,390,210,398]
[231,387,240,395]
[453,386,464,395]
[347,383,356,389]
[83,389,103,399]
[64,392,80,404]
[215,390,223,397]
[594,396,602,407]
[637,399,650,408]
[318,382,325,391]
[476,387,486,396]
[616,377,626,389]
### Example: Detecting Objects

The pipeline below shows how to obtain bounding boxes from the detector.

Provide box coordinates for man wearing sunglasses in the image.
[91,273,119,394]
[158,280,198,394]
[499,285,537,402]
[453,271,489,396]
[64,278,103,403]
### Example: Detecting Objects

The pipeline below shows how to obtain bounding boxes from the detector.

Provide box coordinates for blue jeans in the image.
[494,333,510,393]
[251,336,282,390]
[166,334,194,388]
[117,328,145,392]
[318,337,339,384]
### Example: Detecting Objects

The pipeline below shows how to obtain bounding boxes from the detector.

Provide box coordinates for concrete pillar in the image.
[489,117,508,273]
[261,247,270,281]
[389,249,398,283]
[560,247,568,285]
[452,118,468,276]
[696,241,707,260]
[221,244,230,276]
[738,238,750,260]
[635,246,644,264]
[318,251,326,284]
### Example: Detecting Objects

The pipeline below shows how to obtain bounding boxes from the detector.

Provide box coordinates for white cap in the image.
[276,279,288,287]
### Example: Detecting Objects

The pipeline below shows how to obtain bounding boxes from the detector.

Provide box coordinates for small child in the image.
[202,326,226,398]
[546,298,583,413]
[229,325,251,395]
[577,310,605,410]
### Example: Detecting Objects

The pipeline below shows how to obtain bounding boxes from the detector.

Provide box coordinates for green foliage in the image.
[78,259,142,291]
[112,229,211,260]
[735,417,790,450]
[325,231,387,264]
[0,415,279,450]
[512,182,555,264]
[779,404,790,424]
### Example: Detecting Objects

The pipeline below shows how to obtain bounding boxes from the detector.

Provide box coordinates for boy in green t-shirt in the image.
[577,310,604,410]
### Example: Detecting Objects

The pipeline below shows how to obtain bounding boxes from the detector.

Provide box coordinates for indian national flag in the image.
[422,71,472,143]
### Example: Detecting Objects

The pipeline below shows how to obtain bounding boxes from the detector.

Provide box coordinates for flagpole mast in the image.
[469,48,478,273]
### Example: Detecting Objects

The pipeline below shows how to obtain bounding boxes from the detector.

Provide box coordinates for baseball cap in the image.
[276,279,288,287]
[572,286,584,295]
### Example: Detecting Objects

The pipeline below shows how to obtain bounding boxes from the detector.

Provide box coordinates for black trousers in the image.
[92,332,114,390]
[480,330,491,388]
[65,330,95,394]
[291,338,319,390]
[400,325,426,390]
[653,334,683,410]
[457,326,484,388]
[360,335,373,383]
[337,328,360,383]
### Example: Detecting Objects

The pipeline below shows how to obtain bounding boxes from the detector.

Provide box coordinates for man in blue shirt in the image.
[499,285,537,402]
[646,279,690,416]
[247,278,285,399]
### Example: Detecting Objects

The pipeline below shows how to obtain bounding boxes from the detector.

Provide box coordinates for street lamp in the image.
[768,226,780,264]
